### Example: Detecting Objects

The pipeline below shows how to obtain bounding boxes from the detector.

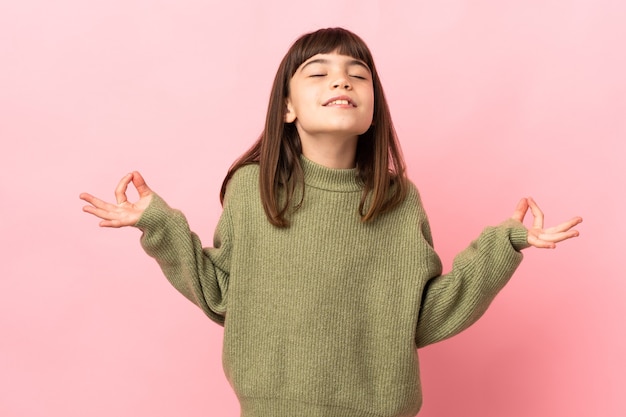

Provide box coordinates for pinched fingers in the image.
[80,171,154,228]
[513,197,583,249]
[527,197,545,230]
[114,173,134,205]
[113,172,153,206]
[131,171,151,198]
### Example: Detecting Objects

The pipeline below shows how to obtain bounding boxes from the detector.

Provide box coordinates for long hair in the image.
[220,27,408,227]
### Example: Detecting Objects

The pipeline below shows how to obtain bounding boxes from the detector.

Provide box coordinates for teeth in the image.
[328,99,351,106]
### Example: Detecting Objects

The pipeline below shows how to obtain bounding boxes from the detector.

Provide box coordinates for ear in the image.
[284,99,296,123]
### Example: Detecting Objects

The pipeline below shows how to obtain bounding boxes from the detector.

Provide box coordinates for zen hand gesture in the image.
[511,197,582,249]
[80,171,154,228]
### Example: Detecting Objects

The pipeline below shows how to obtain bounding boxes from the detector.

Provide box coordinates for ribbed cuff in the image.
[499,218,530,251]
[135,193,172,232]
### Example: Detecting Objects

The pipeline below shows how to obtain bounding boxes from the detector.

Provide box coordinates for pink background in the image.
[1,1,624,416]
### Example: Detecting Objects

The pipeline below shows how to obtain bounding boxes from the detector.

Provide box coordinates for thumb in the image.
[131,171,152,198]
[511,198,529,223]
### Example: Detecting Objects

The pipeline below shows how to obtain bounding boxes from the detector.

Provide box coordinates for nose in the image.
[331,75,352,90]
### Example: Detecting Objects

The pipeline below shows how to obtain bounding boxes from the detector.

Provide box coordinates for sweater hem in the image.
[239,396,420,417]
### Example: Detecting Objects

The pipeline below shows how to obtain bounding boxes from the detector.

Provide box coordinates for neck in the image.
[299,134,358,169]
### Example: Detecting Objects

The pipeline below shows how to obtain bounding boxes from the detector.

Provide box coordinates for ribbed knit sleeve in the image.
[135,194,232,325]
[415,218,529,348]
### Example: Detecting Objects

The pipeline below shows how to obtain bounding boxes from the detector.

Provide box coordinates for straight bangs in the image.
[285,28,375,82]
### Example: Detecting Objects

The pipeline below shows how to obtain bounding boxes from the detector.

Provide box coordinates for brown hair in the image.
[220,27,408,227]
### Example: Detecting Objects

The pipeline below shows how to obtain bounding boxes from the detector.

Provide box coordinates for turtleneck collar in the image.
[300,155,363,192]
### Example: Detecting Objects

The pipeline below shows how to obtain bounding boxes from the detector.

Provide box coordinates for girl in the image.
[80,28,582,417]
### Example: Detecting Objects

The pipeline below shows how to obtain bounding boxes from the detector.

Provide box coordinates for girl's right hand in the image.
[80,171,154,228]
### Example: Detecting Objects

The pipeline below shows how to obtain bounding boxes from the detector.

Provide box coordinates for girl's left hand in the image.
[511,197,583,249]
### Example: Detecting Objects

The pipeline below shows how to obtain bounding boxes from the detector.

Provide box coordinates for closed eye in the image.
[310,74,327,77]
[350,75,367,80]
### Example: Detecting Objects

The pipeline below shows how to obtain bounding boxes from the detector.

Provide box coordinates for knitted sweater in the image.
[136,156,528,417]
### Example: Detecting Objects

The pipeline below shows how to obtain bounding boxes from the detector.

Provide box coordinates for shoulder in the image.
[386,179,433,232]
[387,179,436,242]
[405,179,420,200]
[399,179,426,213]
[374,178,427,225]
[230,163,259,184]
[222,163,260,206]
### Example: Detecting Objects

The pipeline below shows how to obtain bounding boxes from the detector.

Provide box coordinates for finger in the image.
[87,203,138,227]
[79,192,96,204]
[510,198,529,223]
[544,216,583,234]
[82,204,120,221]
[537,229,580,244]
[528,234,557,249]
[80,193,116,211]
[131,171,152,198]
[99,218,126,228]
[527,197,544,230]
[114,173,134,205]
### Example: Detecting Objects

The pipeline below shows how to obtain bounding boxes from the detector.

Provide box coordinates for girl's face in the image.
[285,52,374,144]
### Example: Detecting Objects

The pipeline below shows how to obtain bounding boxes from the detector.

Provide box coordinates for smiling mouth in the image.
[324,98,356,107]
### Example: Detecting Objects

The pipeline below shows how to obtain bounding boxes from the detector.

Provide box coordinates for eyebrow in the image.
[300,58,371,73]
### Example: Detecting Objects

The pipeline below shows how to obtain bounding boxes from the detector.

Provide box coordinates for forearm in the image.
[415,219,528,348]
[136,194,229,324]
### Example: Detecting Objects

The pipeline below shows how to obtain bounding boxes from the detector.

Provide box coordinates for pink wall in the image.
[1,1,623,416]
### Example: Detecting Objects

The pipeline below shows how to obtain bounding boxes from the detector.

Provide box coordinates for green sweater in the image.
[136,156,528,417]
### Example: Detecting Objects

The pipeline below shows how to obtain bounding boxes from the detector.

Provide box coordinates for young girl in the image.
[80,28,582,417]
